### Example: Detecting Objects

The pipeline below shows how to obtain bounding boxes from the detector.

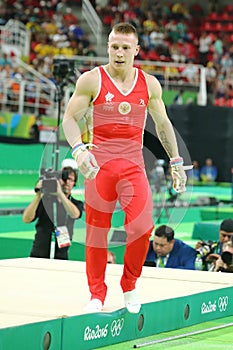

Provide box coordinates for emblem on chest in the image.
[118,101,132,115]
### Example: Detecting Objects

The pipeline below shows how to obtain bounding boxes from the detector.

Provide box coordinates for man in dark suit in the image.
[144,225,196,270]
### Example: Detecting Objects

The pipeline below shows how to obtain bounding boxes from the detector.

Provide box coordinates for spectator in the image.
[213,34,223,64]
[149,28,165,49]
[187,160,200,184]
[165,19,179,43]
[173,89,184,105]
[29,115,42,142]
[0,53,13,66]
[205,61,217,104]
[220,52,233,74]
[107,251,116,264]
[171,2,190,20]
[180,59,199,84]
[144,225,196,270]
[200,157,218,182]
[214,72,228,101]
[197,31,212,67]
[142,11,157,32]
[150,159,166,194]
[170,41,186,63]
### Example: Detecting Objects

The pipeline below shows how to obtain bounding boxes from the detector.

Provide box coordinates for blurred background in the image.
[0,0,233,263]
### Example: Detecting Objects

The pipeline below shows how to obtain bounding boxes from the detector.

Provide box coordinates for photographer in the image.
[195,218,233,271]
[23,165,83,260]
[214,241,233,273]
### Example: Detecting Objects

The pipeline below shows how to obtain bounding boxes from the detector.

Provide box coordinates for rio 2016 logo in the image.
[110,318,124,337]
[218,296,228,312]
[201,296,229,314]
[84,318,125,341]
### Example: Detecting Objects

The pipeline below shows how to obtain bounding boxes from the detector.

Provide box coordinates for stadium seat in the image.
[206,12,218,21]
[224,23,233,32]
[228,34,233,42]
[225,99,233,107]
[214,97,227,106]
[222,5,233,14]
[218,12,230,22]
[213,22,223,32]
[201,22,212,31]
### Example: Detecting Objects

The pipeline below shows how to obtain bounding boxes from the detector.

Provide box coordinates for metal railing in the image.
[0,20,31,57]
[0,55,57,116]
[0,54,207,117]
[0,78,57,116]
[81,0,103,52]
[55,54,207,106]
[0,15,207,116]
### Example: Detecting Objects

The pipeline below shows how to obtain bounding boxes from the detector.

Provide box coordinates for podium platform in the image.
[0,258,233,350]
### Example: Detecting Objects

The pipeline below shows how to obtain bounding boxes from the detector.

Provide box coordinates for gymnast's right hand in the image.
[72,144,100,180]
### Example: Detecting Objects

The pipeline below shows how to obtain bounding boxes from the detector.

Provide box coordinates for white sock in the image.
[83,298,103,313]
[124,289,141,314]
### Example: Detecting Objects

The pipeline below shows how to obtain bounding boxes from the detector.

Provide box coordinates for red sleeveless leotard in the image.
[91,66,149,167]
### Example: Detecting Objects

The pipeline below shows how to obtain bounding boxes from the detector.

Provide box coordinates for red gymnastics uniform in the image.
[85,66,154,303]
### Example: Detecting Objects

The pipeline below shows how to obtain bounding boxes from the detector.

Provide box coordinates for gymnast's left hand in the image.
[76,149,100,180]
[171,165,187,193]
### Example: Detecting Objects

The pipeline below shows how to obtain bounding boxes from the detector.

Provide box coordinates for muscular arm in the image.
[146,73,187,193]
[62,69,100,180]
[146,74,180,158]
[62,69,98,148]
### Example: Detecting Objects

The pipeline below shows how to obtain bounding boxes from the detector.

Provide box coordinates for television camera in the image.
[196,240,218,258]
[39,168,72,195]
[52,59,75,80]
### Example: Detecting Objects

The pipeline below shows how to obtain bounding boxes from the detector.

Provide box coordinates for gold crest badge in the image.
[118,101,131,115]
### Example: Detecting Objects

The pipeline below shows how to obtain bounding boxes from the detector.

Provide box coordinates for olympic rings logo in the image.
[110,318,124,337]
[218,296,228,312]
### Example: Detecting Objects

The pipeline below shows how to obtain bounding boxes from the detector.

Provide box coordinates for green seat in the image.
[200,207,233,221]
[192,222,219,241]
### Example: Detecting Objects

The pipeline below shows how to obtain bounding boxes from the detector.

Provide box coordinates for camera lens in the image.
[62,169,69,182]
[221,251,233,265]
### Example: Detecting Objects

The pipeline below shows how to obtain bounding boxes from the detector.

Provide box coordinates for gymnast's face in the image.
[153,236,174,257]
[107,32,139,70]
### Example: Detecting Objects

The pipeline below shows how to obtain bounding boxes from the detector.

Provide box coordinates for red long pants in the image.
[85,159,154,304]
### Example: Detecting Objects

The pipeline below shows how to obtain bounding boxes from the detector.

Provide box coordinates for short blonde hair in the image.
[110,22,138,41]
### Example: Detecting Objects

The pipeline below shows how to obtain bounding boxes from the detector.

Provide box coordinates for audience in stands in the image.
[1,0,233,107]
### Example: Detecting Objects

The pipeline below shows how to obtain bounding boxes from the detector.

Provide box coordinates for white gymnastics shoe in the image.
[124,289,141,314]
[84,298,103,313]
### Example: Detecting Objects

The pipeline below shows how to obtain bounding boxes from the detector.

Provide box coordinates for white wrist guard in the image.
[170,157,193,171]
[71,143,96,161]
[71,143,99,180]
